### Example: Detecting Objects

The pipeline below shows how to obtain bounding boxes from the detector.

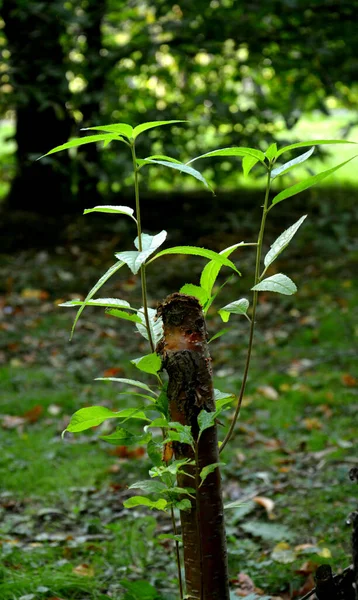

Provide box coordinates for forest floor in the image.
[0,200,357,600]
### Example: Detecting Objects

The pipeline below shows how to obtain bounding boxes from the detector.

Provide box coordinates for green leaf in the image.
[271,147,314,179]
[199,462,225,486]
[100,428,151,446]
[106,309,142,323]
[146,439,163,467]
[187,146,265,164]
[214,388,235,402]
[165,423,194,447]
[131,353,162,375]
[129,480,166,494]
[271,155,358,206]
[123,496,167,511]
[63,406,149,435]
[82,123,133,138]
[116,230,167,274]
[219,298,249,322]
[133,120,187,139]
[276,139,357,159]
[59,297,133,310]
[264,215,307,269]
[252,273,297,295]
[162,486,195,497]
[149,459,193,478]
[265,143,277,160]
[179,284,209,306]
[120,579,159,600]
[200,242,243,295]
[157,533,182,542]
[241,520,294,541]
[173,498,192,512]
[64,261,125,339]
[38,134,121,159]
[224,500,253,510]
[242,155,259,177]
[142,154,182,164]
[154,388,169,418]
[94,377,157,395]
[142,159,213,191]
[198,410,216,435]
[135,307,163,346]
[150,246,240,274]
[146,417,169,428]
[208,328,230,343]
[83,205,136,221]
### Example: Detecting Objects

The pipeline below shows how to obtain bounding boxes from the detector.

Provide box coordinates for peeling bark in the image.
[157,293,229,600]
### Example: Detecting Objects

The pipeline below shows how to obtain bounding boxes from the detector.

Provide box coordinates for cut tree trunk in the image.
[157,293,230,600]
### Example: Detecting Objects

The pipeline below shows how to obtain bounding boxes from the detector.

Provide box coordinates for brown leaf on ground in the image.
[1,415,26,429]
[233,572,264,596]
[257,385,279,400]
[72,563,94,577]
[342,373,357,387]
[23,405,43,423]
[253,496,275,518]
[103,367,123,377]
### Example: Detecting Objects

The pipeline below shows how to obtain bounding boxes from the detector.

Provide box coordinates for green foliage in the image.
[252,273,297,295]
[131,353,162,375]
[263,216,307,270]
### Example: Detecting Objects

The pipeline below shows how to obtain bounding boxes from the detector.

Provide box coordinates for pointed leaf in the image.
[65,261,125,339]
[63,406,149,434]
[129,480,166,494]
[252,273,297,295]
[94,377,157,395]
[242,155,259,176]
[150,246,240,274]
[187,146,265,164]
[265,143,277,160]
[106,308,142,323]
[142,159,213,191]
[100,428,151,446]
[200,242,243,295]
[219,298,249,321]
[208,328,230,343]
[133,120,187,139]
[271,147,315,179]
[135,307,163,346]
[276,139,357,159]
[143,154,182,164]
[39,134,121,158]
[198,410,216,435]
[131,353,162,375]
[264,215,307,268]
[134,231,167,252]
[200,462,225,486]
[83,205,136,220]
[173,499,192,511]
[116,231,167,273]
[123,496,168,511]
[272,155,358,206]
[59,297,132,310]
[82,123,133,138]
[179,284,209,306]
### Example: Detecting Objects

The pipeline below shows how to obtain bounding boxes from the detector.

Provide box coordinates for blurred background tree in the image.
[0,0,357,216]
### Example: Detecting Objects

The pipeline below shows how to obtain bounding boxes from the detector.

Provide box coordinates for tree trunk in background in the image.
[157,293,230,600]
[2,1,74,214]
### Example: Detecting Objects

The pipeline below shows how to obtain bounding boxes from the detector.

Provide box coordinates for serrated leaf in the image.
[241,520,294,541]
[59,297,132,309]
[131,353,162,375]
[94,377,157,395]
[133,120,187,139]
[198,410,216,435]
[64,261,125,339]
[271,147,315,179]
[116,230,167,274]
[272,155,358,205]
[276,139,357,159]
[129,480,166,494]
[106,309,142,323]
[264,215,307,268]
[82,123,133,138]
[200,242,243,295]
[165,423,194,446]
[242,155,259,176]
[208,328,230,343]
[83,205,136,220]
[214,389,235,401]
[187,146,265,164]
[173,498,192,511]
[252,273,297,295]
[149,459,193,478]
[219,298,249,322]
[200,462,225,485]
[99,428,151,446]
[63,406,149,434]
[265,143,277,160]
[179,284,209,306]
[142,159,213,191]
[38,134,121,159]
[123,496,167,511]
[135,307,163,346]
[150,246,240,274]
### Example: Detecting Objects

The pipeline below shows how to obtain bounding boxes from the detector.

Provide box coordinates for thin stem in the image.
[219,167,272,454]
[130,142,155,354]
[170,506,184,600]
[194,441,204,600]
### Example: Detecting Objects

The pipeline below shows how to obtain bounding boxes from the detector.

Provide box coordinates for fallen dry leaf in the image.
[302,417,322,431]
[257,385,279,400]
[233,572,263,596]
[253,496,275,518]
[72,563,94,577]
[341,373,357,387]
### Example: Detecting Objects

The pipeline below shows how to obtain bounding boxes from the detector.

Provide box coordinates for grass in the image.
[0,200,357,599]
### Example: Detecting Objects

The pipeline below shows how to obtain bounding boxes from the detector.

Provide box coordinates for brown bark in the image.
[157,293,230,600]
